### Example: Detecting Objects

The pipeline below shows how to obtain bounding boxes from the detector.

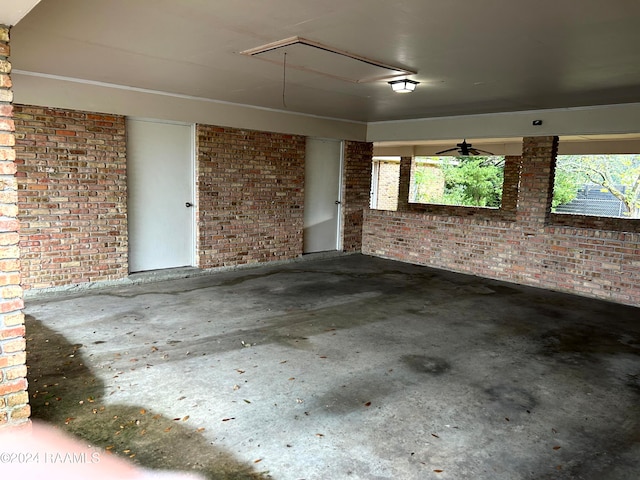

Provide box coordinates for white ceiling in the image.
[8,0,640,123]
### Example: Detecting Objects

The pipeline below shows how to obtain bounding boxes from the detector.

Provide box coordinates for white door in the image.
[304,138,343,253]
[127,119,194,272]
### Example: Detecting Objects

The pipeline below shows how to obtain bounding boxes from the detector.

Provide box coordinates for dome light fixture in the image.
[388,79,419,93]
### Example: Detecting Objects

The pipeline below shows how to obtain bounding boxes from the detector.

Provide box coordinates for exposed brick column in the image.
[516,136,558,232]
[0,25,29,428]
[501,155,522,215]
[342,140,373,252]
[397,156,412,211]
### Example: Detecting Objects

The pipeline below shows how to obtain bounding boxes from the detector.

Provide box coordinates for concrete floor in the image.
[25,254,640,480]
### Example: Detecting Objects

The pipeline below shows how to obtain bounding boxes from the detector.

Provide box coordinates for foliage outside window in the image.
[412,156,505,208]
[553,155,640,218]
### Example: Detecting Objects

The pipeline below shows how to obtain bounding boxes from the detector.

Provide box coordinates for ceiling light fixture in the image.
[388,79,419,93]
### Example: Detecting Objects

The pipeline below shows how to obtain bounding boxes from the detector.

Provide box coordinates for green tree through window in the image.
[413,156,504,207]
[553,155,640,218]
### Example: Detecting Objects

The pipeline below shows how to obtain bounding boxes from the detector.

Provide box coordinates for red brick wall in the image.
[13,106,128,289]
[196,125,305,267]
[0,25,29,428]
[343,140,373,252]
[364,136,640,306]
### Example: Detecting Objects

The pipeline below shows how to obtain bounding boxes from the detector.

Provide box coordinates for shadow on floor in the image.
[26,314,271,480]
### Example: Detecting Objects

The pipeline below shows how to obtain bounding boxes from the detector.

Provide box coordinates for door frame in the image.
[126,117,196,272]
[303,137,344,253]
[336,140,344,251]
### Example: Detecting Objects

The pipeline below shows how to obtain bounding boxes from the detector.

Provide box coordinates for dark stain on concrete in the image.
[626,373,640,394]
[25,315,269,480]
[401,355,451,376]
[308,375,400,416]
[484,384,537,413]
[540,325,640,357]
[485,284,522,296]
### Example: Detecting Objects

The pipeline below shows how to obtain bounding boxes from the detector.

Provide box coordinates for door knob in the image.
[185,202,194,208]
[335,200,341,205]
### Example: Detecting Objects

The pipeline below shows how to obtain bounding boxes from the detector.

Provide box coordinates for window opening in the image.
[553,155,640,218]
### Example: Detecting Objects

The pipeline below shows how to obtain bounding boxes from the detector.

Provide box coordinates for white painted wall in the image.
[12,72,368,141]
[13,71,640,149]
[0,0,41,26]
[367,103,640,142]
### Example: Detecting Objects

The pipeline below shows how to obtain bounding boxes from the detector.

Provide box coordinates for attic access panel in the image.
[241,37,416,83]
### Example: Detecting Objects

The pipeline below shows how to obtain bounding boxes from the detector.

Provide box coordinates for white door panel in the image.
[304,138,342,253]
[127,119,194,272]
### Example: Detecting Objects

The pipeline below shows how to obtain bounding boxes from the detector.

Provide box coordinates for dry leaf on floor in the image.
[431,433,439,438]
[315,433,324,437]
[196,427,205,433]
[182,415,190,421]
[164,427,172,432]
[553,446,561,450]
[222,417,235,422]
[140,409,147,415]
[364,402,372,407]
[233,384,241,390]
[434,470,444,473]
[254,459,262,464]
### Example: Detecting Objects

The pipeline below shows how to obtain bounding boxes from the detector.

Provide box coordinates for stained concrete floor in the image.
[24,254,640,480]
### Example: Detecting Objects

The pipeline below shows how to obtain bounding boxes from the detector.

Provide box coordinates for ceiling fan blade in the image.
[435,147,459,154]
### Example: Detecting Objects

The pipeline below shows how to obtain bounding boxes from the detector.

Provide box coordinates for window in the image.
[411,156,505,208]
[553,155,640,218]
[370,157,400,210]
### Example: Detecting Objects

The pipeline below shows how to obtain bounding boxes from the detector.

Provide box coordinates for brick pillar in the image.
[501,155,522,215]
[517,136,558,232]
[0,25,29,429]
[397,156,412,211]
[342,140,373,252]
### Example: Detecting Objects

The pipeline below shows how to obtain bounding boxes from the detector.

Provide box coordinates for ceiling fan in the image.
[435,139,494,156]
